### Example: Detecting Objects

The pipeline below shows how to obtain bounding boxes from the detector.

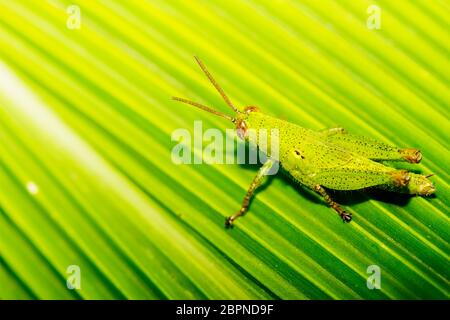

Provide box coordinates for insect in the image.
[173,56,436,227]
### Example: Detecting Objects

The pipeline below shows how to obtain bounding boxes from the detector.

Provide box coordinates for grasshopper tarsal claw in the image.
[225,216,235,228]
[340,212,353,223]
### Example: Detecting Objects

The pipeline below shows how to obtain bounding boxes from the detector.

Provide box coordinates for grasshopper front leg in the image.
[313,185,352,222]
[225,159,275,228]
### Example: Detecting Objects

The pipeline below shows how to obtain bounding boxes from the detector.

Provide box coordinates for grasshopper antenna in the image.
[194,55,240,113]
[172,97,236,123]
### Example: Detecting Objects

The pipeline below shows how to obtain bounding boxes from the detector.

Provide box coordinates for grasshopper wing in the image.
[285,140,397,191]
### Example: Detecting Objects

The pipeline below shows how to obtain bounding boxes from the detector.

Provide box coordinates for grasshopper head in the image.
[173,56,261,140]
[235,106,260,139]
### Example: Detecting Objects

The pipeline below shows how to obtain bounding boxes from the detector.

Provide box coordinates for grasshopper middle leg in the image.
[313,185,352,222]
[225,159,274,227]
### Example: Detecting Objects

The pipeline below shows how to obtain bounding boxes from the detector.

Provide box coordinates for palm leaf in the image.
[0,0,448,299]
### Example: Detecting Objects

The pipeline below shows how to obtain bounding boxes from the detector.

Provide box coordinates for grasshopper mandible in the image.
[173,56,435,227]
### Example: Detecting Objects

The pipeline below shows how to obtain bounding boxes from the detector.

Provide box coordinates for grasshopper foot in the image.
[332,203,352,222]
[225,216,235,228]
[339,211,352,223]
[225,212,242,228]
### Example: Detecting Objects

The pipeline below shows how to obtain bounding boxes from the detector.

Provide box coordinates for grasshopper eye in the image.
[244,106,259,114]
[236,120,248,140]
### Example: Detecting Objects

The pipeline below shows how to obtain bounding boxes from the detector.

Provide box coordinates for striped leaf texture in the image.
[0,0,449,299]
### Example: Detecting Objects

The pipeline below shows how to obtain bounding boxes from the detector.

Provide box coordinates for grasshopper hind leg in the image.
[323,131,422,163]
[313,185,352,222]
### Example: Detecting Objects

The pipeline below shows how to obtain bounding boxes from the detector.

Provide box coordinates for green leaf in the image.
[0,0,448,299]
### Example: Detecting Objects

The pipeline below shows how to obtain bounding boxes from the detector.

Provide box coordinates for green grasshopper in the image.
[173,57,435,227]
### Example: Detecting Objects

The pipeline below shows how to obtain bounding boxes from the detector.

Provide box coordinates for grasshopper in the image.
[173,57,436,227]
